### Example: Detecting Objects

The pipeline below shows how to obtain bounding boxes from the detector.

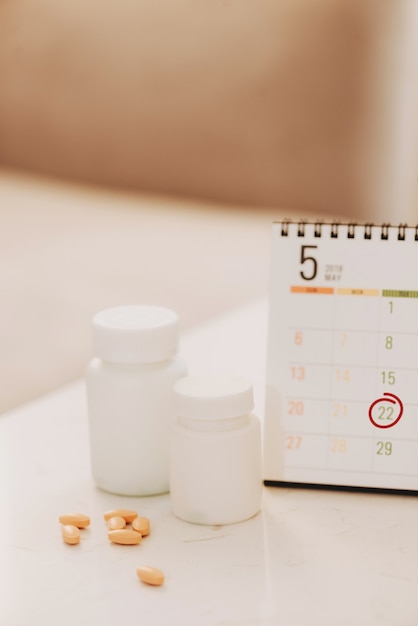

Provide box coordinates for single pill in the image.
[132,516,150,536]
[104,509,138,523]
[108,529,142,545]
[136,566,164,586]
[108,516,126,531]
[62,525,80,545]
[58,514,90,528]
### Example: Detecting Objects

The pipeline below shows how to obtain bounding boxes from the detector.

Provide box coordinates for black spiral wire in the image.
[278,220,418,240]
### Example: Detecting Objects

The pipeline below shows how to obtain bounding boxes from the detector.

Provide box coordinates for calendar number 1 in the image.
[300,246,318,281]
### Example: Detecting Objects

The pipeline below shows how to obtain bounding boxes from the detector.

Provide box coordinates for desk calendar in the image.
[264,220,418,493]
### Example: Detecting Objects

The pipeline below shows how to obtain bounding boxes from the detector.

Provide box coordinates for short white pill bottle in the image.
[86,305,187,496]
[170,376,262,525]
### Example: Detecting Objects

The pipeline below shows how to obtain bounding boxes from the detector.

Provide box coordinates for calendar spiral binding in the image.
[278,220,418,241]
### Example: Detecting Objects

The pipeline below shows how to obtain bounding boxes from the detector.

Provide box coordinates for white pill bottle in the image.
[86,305,187,496]
[170,376,262,525]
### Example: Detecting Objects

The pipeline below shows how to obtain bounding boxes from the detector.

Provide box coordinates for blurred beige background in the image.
[1,0,417,218]
[0,169,288,413]
[1,0,418,412]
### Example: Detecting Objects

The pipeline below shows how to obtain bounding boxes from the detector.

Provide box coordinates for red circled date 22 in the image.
[368,393,404,429]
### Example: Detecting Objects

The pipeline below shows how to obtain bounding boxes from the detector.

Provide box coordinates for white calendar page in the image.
[264,221,418,492]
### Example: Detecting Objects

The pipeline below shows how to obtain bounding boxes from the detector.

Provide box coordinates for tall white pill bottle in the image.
[86,305,187,496]
[170,376,262,525]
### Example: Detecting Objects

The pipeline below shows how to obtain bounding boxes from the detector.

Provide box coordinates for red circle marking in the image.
[368,393,403,429]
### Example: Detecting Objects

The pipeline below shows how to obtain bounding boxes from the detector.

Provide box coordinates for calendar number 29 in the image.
[300,246,318,281]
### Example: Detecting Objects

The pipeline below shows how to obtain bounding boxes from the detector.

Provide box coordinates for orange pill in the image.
[108,516,126,531]
[58,514,90,528]
[136,566,164,586]
[61,525,80,545]
[108,529,142,545]
[132,516,150,537]
[104,509,138,523]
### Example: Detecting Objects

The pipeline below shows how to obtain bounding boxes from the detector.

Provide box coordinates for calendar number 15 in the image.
[300,246,318,281]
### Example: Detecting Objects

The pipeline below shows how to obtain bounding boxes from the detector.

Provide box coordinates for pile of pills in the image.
[104,508,150,545]
[59,513,90,545]
[58,509,164,586]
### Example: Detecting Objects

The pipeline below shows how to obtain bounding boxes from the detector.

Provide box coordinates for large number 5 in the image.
[300,246,318,281]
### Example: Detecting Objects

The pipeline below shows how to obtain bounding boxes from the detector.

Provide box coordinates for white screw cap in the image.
[92,305,179,364]
[173,376,254,420]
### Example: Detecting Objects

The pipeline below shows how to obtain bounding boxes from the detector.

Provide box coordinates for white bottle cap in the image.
[173,376,254,420]
[92,305,179,364]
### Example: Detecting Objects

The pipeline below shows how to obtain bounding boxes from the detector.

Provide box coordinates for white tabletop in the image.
[1,298,417,626]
